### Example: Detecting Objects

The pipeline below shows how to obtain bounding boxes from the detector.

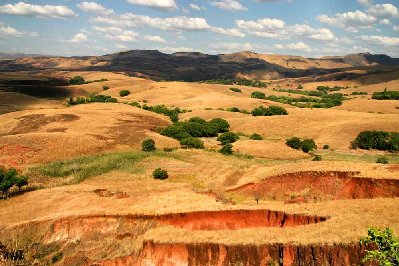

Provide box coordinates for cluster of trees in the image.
[67,95,117,105]
[202,79,267,88]
[230,87,242,93]
[127,103,188,123]
[119,90,130,97]
[251,106,288,116]
[316,85,344,92]
[351,131,399,152]
[0,167,28,199]
[226,107,249,114]
[372,89,399,100]
[286,137,317,153]
[251,91,266,99]
[266,94,344,108]
[68,76,108,85]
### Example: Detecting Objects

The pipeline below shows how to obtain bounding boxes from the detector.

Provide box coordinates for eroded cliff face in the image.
[228,171,399,201]
[99,241,373,266]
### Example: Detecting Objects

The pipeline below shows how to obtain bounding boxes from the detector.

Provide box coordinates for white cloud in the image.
[92,14,211,31]
[189,3,203,11]
[236,18,335,42]
[68,33,88,43]
[274,42,311,52]
[0,22,38,37]
[105,31,138,42]
[92,26,123,34]
[380,19,391,25]
[211,42,261,53]
[359,35,399,46]
[127,0,177,11]
[160,46,196,53]
[394,25,399,32]
[77,2,114,15]
[211,0,247,11]
[0,2,76,19]
[357,0,373,8]
[143,35,166,43]
[211,27,245,37]
[317,10,377,32]
[116,44,128,49]
[367,4,398,18]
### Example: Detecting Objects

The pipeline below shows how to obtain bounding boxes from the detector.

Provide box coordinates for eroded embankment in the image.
[228,171,399,201]
[156,209,326,230]
[101,241,374,266]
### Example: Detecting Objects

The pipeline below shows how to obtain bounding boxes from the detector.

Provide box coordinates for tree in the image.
[142,138,156,152]
[153,168,168,180]
[220,144,233,155]
[180,137,204,149]
[15,175,28,192]
[286,137,302,150]
[360,227,399,265]
[251,91,266,99]
[376,157,389,164]
[0,168,16,199]
[103,86,110,90]
[69,76,85,85]
[209,118,230,133]
[301,139,317,153]
[119,90,131,97]
[249,133,263,140]
[217,132,239,145]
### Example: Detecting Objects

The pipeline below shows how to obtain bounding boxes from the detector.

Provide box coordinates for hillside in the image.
[1,50,398,81]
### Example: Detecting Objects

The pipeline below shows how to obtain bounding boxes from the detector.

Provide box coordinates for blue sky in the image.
[0,0,398,57]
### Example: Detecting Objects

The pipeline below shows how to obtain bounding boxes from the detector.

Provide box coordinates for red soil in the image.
[228,171,399,201]
[0,144,35,168]
[156,209,326,231]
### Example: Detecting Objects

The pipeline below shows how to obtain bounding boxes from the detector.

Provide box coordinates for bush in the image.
[323,144,330,149]
[142,138,156,152]
[217,132,239,145]
[301,139,317,153]
[163,147,174,152]
[251,106,288,116]
[119,90,130,97]
[249,133,263,140]
[286,137,317,153]
[286,137,302,150]
[153,168,168,180]
[161,124,191,140]
[15,175,28,192]
[188,117,207,124]
[313,155,322,161]
[142,104,185,123]
[219,144,233,155]
[251,91,266,99]
[372,89,399,100]
[67,95,118,105]
[360,227,399,265]
[351,131,399,151]
[376,156,389,164]
[209,118,230,132]
[180,137,204,149]
[230,87,242,93]
[69,76,85,85]
[103,86,110,90]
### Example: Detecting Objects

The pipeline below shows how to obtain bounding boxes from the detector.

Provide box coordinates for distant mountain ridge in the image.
[0,52,48,61]
[0,50,398,81]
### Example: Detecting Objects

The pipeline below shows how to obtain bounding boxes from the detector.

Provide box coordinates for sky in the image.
[0,0,398,57]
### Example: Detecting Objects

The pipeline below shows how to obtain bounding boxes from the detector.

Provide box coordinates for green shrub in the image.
[142,138,156,152]
[301,139,317,153]
[376,156,389,164]
[251,106,288,116]
[69,76,85,85]
[297,84,303,90]
[313,155,322,161]
[217,132,239,145]
[251,91,266,99]
[209,118,230,132]
[161,124,191,140]
[103,86,110,90]
[360,227,399,265]
[180,137,204,149]
[372,89,399,100]
[142,104,185,123]
[0,167,18,199]
[153,168,168,180]
[219,144,233,155]
[15,175,28,192]
[323,144,330,149]
[351,131,399,151]
[67,95,118,105]
[286,137,317,153]
[202,79,266,88]
[230,87,242,93]
[163,147,174,152]
[249,133,263,140]
[52,253,63,264]
[119,90,130,97]
[188,117,207,124]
